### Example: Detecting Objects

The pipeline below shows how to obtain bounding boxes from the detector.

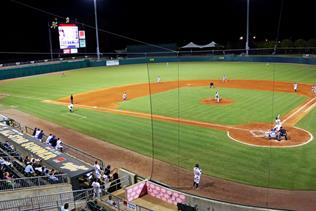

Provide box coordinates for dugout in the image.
[0,123,94,190]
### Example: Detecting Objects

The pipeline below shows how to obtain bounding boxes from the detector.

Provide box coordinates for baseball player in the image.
[293,82,298,92]
[222,74,227,82]
[193,164,202,189]
[68,103,74,112]
[215,90,220,103]
[122,92,128,101]
[70,94,74,104]
[312,85,316,95]
[274,114,282,131]
[157,75,161,83]
[210,81,214,88]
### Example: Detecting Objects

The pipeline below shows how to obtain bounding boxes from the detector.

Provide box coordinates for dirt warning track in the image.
[55,80,316,148]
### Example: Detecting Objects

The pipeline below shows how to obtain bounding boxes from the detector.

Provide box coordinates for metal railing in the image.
[0,174,69,192]
[0,187,153,211]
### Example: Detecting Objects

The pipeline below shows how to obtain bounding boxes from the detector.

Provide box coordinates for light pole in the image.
[245,0,250,55]
[48,22,53,60]
[94,0,101,60]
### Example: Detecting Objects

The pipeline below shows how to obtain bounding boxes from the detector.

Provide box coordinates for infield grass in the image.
[119,87,307,125]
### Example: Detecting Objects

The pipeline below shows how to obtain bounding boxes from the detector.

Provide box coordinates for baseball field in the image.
[1,61,316,190]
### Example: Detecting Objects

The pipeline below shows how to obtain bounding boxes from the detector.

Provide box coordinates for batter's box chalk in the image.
[250,130,266,138]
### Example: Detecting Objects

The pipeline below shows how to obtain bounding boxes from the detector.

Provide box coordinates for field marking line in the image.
[62,112,87,119]
[282,97,316,124]
[4,94,45,101]
[304,101,316,113]
[249,130,266,138]
[46,99,252,132]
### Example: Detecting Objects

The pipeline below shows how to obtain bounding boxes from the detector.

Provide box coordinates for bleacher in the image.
[0,117,153,211]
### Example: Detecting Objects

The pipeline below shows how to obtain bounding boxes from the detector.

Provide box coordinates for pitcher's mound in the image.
[201,98,233,105]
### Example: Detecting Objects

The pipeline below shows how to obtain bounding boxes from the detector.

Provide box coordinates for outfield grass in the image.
[1,62,316,190]
[119,87,307,125]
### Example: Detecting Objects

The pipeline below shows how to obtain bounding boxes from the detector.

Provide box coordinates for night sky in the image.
[1,0,315,56]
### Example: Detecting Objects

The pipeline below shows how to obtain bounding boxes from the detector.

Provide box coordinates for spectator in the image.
[51,138,58,148]
[23,156,30,165]
[0,157,12,166]
[36,130,44,141]
[32,128,37,136]
[50,135,57,146]
[4,141,14,151]
[104,165,111,176]
[60,203,69,211]
[106,195,117,208]
[55,138,64,152]
[24,163,35,176]
[34,128,41,139]
[3,172,12,180]
[49,172,59,183]
[45,134,54,145]
[107,172,121,193]
[35,166,45,175]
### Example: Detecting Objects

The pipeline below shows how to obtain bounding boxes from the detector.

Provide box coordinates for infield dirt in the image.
[56,79,316,148]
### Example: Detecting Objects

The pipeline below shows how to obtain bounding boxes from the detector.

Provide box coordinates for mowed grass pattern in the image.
[119,87,307,125]
[1,62,316,189]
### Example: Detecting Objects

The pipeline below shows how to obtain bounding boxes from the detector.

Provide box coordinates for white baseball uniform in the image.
[193,167,202,184]
[122,93,127,101]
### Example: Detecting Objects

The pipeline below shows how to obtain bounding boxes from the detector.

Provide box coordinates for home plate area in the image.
[227,123,312,147]
[250,130,266,138]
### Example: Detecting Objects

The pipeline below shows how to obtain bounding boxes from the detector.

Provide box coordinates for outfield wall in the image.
[1,55,316,80]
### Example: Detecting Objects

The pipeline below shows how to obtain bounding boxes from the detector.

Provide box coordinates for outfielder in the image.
[193,164,202,189]
[157,75,161,83]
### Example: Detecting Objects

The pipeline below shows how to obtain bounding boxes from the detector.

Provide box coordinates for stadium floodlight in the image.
[93,0,101,60]
[239,36,244,40]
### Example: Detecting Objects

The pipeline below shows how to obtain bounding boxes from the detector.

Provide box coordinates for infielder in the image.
[193,164,202,189]
[312,85,316,95]
[293,82,298,92]
[70,94,74,104]
[122,92,128,101]
[157,75,161,83]
[215,90,220,103]
[68,103,74,112]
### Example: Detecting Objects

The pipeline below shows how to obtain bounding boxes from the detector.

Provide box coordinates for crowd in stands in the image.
[78,160,121,200]
[32,128,64,152]
[22,155,63,182]
[1,121,124,209]
[0,139,63,188]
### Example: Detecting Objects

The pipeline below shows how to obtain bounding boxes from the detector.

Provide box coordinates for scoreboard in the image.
[58,24,79,49]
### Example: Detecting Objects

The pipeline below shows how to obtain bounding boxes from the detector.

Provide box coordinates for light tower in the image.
[94,0,101,60]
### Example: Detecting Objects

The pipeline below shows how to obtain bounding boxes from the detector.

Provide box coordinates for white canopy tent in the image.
[180,41,218,49]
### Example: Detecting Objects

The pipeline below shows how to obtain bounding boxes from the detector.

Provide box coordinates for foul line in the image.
[304,101,316,113]
[282,97,316,124]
